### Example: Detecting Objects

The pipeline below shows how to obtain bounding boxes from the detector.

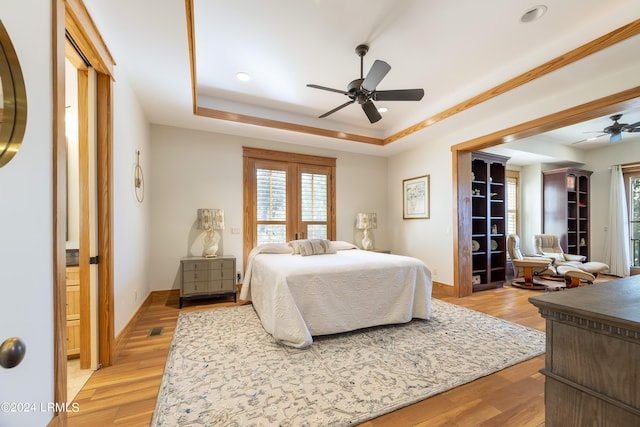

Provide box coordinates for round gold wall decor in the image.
[134,150,145,202]
[0,20,27,168]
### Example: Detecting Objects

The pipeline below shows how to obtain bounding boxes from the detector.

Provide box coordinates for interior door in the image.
[66,48,99,370]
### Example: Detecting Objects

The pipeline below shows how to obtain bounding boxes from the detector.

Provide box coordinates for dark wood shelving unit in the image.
[471,152,509,292]
[542,168,592,259]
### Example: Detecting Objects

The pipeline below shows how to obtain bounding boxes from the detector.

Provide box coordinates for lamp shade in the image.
[356,212,377,229]
[212,208,224,230]
[197,208,225,230]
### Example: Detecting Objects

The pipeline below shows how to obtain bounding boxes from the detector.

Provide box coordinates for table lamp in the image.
[356,212,377,250]
[197,208,224,257]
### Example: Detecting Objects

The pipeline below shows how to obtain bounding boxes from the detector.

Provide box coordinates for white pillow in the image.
[288,240,301,254]
[331,241,359,251]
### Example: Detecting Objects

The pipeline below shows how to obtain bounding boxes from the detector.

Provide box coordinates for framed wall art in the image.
[403,174,430,219]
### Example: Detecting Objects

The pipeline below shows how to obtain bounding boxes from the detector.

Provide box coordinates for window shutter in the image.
[301,172,328,239]
[506,177,517,237]
[256,168,287,243]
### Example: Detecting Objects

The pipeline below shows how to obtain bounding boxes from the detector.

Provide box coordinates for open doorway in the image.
[64,51,100,400]
[453,87,640,297]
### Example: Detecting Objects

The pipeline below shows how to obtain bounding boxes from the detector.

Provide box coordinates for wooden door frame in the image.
[452,86,640,297]
[52,0,115,424]
[65,40,92,370]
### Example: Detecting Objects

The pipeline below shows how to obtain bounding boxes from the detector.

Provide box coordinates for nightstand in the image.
[370,249,391,254]
[180,255,236,308]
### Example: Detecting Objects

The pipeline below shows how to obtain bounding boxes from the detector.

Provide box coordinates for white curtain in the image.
[603,165,630,277]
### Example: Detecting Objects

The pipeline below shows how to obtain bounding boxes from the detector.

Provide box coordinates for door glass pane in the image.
[629,176,640,266]
[506,177,517,237]
[257,224,286,244]
[306,224,327,240]
[257,169,286,221]
[301,173,327,221]
[257,168,286,243]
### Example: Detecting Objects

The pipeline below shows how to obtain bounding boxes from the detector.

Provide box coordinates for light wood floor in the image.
[67,285,547,426]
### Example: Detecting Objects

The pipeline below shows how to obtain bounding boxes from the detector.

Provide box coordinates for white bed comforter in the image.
[240,243,432,347]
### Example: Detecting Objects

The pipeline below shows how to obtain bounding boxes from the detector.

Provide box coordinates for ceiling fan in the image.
[307,44,424,124]
[576,114,640,144]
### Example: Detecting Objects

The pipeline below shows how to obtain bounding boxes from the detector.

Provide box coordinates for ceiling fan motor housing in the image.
[347,78,371,104]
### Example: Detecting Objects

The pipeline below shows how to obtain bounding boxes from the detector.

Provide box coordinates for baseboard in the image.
[432,281,454,297]
[113,290,163,361]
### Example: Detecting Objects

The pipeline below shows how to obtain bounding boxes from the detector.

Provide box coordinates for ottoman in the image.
[576,261,609,276]
[557,265,596,288]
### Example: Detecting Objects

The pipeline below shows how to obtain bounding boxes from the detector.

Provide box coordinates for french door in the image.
[243,147,336,263]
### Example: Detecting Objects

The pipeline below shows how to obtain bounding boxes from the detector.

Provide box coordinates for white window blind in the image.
[506,176,518,238]
[301,172,327,239]
[256,168,287,244]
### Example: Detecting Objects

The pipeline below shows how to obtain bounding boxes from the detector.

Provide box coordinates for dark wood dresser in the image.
[529,276,640,426]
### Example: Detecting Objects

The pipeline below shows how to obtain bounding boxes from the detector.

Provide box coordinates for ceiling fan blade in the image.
[361,60,391,93]
[571,133,606,144]
[361,100,382,123]
[307,84,349,96]
[373,89,424,101]
[623,121,640,131]
[318,100,354,118]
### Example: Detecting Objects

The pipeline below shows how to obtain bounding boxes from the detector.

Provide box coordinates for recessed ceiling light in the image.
[236,72,251,81]
[377,107,388,113]
[520,5,547,23]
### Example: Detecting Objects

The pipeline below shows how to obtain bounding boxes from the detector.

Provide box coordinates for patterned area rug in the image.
[151,299,545,426]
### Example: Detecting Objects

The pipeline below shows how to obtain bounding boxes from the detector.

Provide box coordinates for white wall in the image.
[387,139,452,282]
[149,125,388,290]
[111,69,151,335]
[0,2,55,426]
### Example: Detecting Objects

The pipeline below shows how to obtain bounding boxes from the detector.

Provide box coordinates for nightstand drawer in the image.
[182,261,209,272]
[183,269,210,282]
[210,268,234,280]
[211,279,235,292]
[209,259,234,270]
[182,281,211,295]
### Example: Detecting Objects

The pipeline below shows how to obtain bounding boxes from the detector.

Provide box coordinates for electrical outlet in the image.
[231,227,241,234]
[134,290,138,301]
[433,268,438,276]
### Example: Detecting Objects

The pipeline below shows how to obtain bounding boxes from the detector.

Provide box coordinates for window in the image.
[506,170,519,242]
[256,168,287,243]
[624,168,640,267]
[244,147,336,260]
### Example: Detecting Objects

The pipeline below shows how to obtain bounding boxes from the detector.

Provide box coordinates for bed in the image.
[240,240,432,348]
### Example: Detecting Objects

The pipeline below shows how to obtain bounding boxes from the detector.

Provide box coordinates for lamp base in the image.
[202,230,221,258]
[361,229,374,251]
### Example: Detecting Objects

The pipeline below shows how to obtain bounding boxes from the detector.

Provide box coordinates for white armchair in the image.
[532,234,586,266]
[507,234,555,288]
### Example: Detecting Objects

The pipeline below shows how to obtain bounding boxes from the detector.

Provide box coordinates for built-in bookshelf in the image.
[542,168,592,259]
[471,152,509,292]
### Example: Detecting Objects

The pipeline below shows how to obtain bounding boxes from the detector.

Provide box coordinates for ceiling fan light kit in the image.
[307,44,424,124]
